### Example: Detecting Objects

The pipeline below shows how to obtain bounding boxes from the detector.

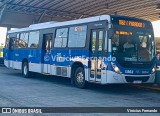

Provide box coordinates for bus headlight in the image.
[152,67,156,74]
[111,63,121,74]
[114,66,120,73]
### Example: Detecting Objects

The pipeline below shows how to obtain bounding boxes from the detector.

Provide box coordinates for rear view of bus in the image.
[108,16,156,84]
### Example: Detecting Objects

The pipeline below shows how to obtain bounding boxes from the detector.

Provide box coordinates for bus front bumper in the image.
[105,71,155,84]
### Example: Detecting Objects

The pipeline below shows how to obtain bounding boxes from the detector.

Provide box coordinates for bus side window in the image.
[54,28,68,48]
[5,35,10,48]
[15,34,20,48]
[18,33,29,48]
[28,31,39,48]
[98,31,103,53]
[9,38,15,50]
[91,31,96,53]
[68,25,87,48]
[44,34,53,52]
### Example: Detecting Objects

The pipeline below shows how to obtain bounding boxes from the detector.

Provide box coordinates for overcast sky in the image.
[0,20,160,45]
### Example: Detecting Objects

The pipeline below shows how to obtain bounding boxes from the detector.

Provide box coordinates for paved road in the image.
[0,58,3,64]
[0,66,159,107]
[0,66,160,115]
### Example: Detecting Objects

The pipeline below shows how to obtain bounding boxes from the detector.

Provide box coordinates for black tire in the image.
[74,67,87,89]
[22,62,31,78]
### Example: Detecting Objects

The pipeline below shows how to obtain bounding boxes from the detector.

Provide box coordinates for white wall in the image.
[0,27,7,45]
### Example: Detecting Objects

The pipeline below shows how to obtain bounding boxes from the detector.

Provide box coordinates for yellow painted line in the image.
[134,85,160,91]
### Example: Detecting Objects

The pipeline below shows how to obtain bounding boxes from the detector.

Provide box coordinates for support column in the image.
[0,4,7,23]
[38,10,46,23]
[7,26,11,31]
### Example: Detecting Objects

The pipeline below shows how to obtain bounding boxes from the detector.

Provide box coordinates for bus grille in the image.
[125,76,150,82]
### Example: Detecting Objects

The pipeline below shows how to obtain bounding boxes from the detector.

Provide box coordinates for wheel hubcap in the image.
[76,72,84,84]
[24,65,27,75]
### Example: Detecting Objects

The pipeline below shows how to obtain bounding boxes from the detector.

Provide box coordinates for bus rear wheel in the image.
[22,62,31,78]
[74,67,87,89]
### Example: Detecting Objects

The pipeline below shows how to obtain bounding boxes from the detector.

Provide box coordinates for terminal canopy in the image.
[0,0,159,28]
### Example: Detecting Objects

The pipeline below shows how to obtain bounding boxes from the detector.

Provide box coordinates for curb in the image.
[134,84,160,91]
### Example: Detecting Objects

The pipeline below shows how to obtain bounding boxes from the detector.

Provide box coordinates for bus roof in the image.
[8,15,151,34]
[110,15,151,23]
[8,15,111,34]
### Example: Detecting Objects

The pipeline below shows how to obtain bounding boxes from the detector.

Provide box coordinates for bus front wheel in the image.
[22,62,30,78]
[74,67,87,89]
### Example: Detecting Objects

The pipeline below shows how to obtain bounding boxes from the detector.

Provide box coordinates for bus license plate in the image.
[133,81,142,84]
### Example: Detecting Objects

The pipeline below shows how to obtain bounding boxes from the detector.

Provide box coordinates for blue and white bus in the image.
[4,15,156,88]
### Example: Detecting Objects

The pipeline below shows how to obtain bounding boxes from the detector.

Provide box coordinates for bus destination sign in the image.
[119,20,145,28]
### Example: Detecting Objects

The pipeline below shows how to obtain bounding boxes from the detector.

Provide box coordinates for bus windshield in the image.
[111,25,155,64]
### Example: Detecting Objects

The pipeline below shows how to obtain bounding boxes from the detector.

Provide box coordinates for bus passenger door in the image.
[7,37,15,68]
[42,34,52,74]
[90,29,104,82]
